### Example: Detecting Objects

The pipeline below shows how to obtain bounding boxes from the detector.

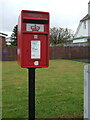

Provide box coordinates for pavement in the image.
[72,59,90,63]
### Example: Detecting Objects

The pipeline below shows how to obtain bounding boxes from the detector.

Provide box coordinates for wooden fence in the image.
[2,46,90,61]
[50,46,90,59]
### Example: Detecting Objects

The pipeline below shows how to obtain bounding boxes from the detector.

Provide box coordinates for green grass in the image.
[2,60,86,119]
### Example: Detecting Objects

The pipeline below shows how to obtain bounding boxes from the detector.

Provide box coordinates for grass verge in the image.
[2,60,86,118]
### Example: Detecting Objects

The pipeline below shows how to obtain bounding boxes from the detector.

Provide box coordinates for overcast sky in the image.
[0,0,89,37]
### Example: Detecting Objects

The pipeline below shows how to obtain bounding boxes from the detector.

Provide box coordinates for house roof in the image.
[0,32,8,37]
[80,14,90,22]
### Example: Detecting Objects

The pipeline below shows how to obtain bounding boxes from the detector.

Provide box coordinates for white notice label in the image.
[31,41,40,59]
[34,61,39,66]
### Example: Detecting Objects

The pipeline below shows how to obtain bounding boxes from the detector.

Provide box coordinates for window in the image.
[84,21,86,29]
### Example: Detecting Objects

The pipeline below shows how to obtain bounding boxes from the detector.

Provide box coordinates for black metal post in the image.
[28,68,35,120]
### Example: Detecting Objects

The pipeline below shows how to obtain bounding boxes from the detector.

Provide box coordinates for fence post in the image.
[84,64,90,119]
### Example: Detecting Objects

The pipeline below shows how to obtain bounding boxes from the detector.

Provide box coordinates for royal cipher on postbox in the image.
[17,10,50,68]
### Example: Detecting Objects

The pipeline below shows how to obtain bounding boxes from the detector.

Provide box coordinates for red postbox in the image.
[18,10,50,68]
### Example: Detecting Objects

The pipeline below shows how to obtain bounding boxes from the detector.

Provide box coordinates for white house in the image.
[73,1,90,43]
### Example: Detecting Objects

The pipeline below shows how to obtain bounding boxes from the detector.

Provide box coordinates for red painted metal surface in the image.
[18,10,50,68]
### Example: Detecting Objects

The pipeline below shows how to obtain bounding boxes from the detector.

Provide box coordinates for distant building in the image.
[0,32,8,48]
[0,32,8,61]
[73,2,90,43]
[6,37,11,45]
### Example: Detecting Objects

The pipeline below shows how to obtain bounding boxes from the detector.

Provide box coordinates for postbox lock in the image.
[34,35,38,39]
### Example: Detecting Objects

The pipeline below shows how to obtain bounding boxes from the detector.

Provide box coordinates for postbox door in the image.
[22,34,48,67]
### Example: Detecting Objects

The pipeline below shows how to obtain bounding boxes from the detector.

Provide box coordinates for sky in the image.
[0,0,89,37]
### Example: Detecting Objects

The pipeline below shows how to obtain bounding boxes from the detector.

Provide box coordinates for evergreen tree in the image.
[10,25,18,46]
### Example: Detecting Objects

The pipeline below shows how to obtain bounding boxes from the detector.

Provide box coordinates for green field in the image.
[2,60,86,119]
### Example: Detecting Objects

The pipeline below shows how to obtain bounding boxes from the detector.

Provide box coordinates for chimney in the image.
[88,1,90,15]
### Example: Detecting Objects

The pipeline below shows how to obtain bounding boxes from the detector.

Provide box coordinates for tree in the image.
[50,27,59,45]
[50,27,74,46]
[10,25,18,46]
